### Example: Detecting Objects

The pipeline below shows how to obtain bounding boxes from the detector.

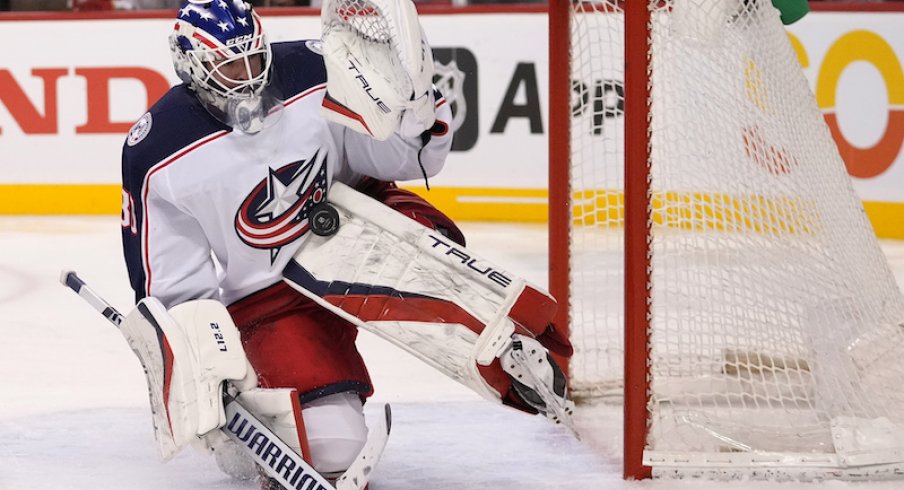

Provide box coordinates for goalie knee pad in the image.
[380,187,465,246]
[302,392,368,476]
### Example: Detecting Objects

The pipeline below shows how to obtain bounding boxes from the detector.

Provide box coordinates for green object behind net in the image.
[772,0,810,25]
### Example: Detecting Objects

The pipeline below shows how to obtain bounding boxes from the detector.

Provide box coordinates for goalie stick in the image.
[59,270,390,490]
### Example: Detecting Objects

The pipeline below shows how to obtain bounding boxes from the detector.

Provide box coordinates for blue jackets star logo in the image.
[235,150,329,263]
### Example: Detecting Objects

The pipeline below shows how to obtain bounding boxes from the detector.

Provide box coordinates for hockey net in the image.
[549,0,904,480]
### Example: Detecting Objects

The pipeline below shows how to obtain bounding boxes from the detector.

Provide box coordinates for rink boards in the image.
[0,6,902,236]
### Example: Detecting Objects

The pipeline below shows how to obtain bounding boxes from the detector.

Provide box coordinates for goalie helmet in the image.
[170,0,277,133]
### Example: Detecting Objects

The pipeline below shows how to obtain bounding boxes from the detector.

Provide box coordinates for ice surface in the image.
[3,217,904,490]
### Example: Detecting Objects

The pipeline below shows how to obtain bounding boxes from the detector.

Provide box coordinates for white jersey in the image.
[121,40,453,309]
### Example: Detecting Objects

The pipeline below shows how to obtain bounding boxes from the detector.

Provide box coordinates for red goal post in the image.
[549,0,652,478]
[549,0,904,481]
[549,0,650,479]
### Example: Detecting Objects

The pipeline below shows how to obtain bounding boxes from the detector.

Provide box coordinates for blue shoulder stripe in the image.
[269,40,327,100]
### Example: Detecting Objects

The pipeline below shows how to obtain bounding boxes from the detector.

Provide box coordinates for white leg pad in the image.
[283,183,562,403]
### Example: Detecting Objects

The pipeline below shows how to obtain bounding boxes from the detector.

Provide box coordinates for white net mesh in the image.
[322,0,393,43]
[565,0,904,475]
[320,0,433,131]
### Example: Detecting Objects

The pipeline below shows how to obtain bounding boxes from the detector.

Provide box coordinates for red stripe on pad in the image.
[322,94,373,137]
[325,293,515,400]
[162,337,176,434]
[289,390,313,464]
[508,285,557,337]
[324,294,486,335]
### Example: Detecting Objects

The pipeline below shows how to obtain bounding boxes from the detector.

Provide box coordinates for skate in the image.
[500,334,577,435]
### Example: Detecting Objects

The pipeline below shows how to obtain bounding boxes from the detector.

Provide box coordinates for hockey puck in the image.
[309,202,340,236]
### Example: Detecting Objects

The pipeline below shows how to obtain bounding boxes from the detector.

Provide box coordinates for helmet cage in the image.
[181,25,273,102]
[170,2,277,132]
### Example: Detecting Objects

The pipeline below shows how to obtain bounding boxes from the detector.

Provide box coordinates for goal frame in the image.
[548,0,904,482]
[548,0,653,480]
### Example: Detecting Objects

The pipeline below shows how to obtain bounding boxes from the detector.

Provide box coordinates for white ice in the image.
[2,216,904,490]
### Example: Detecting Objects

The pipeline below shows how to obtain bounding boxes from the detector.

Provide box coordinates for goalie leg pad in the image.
[507,285,574,358]
[282,183,574,417]
[355,178,466,247]
[227,282,373,400]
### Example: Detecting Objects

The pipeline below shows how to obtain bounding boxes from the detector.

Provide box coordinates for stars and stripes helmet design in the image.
[170,0,275,132]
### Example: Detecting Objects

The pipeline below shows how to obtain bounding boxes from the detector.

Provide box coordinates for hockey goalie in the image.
[112,0,574,488]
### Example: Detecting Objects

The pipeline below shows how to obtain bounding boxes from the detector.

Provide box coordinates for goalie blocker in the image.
[118,298,258,458]
[283,182,575,425]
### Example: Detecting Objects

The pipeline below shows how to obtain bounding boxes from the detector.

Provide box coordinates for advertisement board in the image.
[0,6,901,235]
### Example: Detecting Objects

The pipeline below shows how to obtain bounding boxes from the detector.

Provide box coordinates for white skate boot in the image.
[500,334,577,435]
